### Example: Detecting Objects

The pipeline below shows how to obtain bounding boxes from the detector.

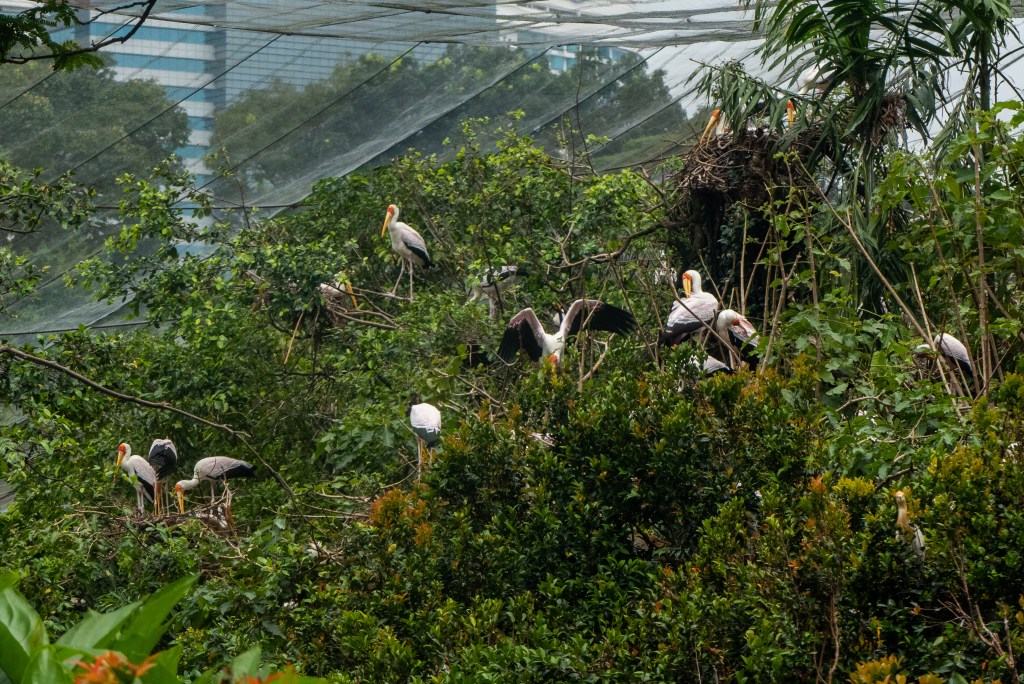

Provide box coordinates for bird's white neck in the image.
[178,477,201,491]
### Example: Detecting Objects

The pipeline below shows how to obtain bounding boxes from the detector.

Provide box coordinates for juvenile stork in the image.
[660,270,719,347]
[894,490,925,557]
[498,299,636,365]
[175,457,255,523]
[381,204,432,300]
[469,266,524,319]
[715,309,761,368]
[114,443,156,515]
[146,438,177,516]
[700,109,729,143]
[407,398,442,478]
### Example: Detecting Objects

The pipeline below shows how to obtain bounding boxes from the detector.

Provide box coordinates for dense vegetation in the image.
[4,0,1024,681]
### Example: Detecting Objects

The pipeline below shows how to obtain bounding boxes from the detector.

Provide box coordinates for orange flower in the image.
[74,652,155,684]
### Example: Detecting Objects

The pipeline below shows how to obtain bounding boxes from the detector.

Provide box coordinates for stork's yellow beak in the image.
[344,282,358,308]
[683,275,692,297]
[786,100,795,126]
[700,109,721,143]
[176,486,185,514]
[381,208,394,237]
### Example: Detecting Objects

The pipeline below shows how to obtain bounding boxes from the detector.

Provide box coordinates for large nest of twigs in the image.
[319,281,359,328]
[673,128,819,209]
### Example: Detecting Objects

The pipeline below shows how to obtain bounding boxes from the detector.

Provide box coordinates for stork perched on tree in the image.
[407,397,442,479]
[175,457,255,527]
[913,333,974,396]
[381,204,432,301]
[469,265,524,319]
[146,438,177,516]
[114,443,156,515]
[660,270,719,347]
[894,490,925,557]
[715,309,761,368]
[498,299,636,365]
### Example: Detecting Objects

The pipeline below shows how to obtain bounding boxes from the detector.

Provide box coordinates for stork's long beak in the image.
[381,209,394,236]
[683,275,692,297]
[177,486,185,514]
[344,282,358,308]
[786,100,796,126]
[700,109,721,143]
[113,453,123,482]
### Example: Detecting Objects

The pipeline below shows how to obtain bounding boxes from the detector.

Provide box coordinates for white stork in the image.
[894,490,925,557]
[914,333,974,396]
[498,299,636,365]
[660,270,719,347]
[407,398,442,477]
[146,438,177,516]
[469,266,524,319]
[381,204,432,301]
[175,456,255,521]
[114,443,157,515]
[715,309,761,368]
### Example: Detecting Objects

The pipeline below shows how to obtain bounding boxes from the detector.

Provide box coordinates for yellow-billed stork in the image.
[660,270,719,347]
[175,456,255,516]
[408,398,442,477]
[146,438,177,516]
[715,309,761,368]
[114,443,156,515]
[914,333,974,396]
[498,299,636,365]
[469,265,524,319]
[381,204,432,300]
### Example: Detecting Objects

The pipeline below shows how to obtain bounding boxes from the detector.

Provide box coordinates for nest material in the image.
[319,282,359,328]
[673,128,821,209]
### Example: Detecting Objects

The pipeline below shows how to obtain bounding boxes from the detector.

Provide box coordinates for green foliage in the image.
[5,111,1024,682]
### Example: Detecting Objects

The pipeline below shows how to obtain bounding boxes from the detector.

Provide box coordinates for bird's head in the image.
[786,99,796,125]
[912,343,937,359]
[114,443,129,481]
[381,204,398,236]
[406,393,422,414]
[681,271,693,297]
[701,109,721,142]
[175,482,186,514]
[894,490,907,508]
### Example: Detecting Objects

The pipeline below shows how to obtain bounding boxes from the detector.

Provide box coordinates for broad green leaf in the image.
[139,645,183,684]
[224,645,262,677]
[113,575,197,660]
[21,647,72,684]
[56,602,140,650]
[0,586,48,684]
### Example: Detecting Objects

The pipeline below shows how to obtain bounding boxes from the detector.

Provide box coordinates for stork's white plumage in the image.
[796,62,835,95]
[146,438,177,516]
[175,456,255,516]
[715,309,761,368]
[408,399,442,477]
[894,490,925,557]
[498,299,636,364]
[697,354,734,376]
[114,442,156,515]
[914,333,974,396]
[381,204,432,300]
[660,270,719,347]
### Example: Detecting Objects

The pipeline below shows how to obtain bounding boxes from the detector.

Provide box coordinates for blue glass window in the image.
[114,53,209,72]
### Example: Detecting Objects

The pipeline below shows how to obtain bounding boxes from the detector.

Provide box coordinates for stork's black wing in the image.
[147,439,178,479]
[222,460,255,480]
[562,299,636,340]
[727,322,761,367]
[498,308,546,362]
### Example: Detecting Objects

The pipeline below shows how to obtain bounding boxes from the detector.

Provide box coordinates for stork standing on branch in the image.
[660,270,720,347]
[114,443,156,515]
[407,398,442,479]
[914,333,975,397]
[175,457,255,527]
[146,438,177,516]
[498,299,636,365]
[381,204,432,301]
[469,265,524,319]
